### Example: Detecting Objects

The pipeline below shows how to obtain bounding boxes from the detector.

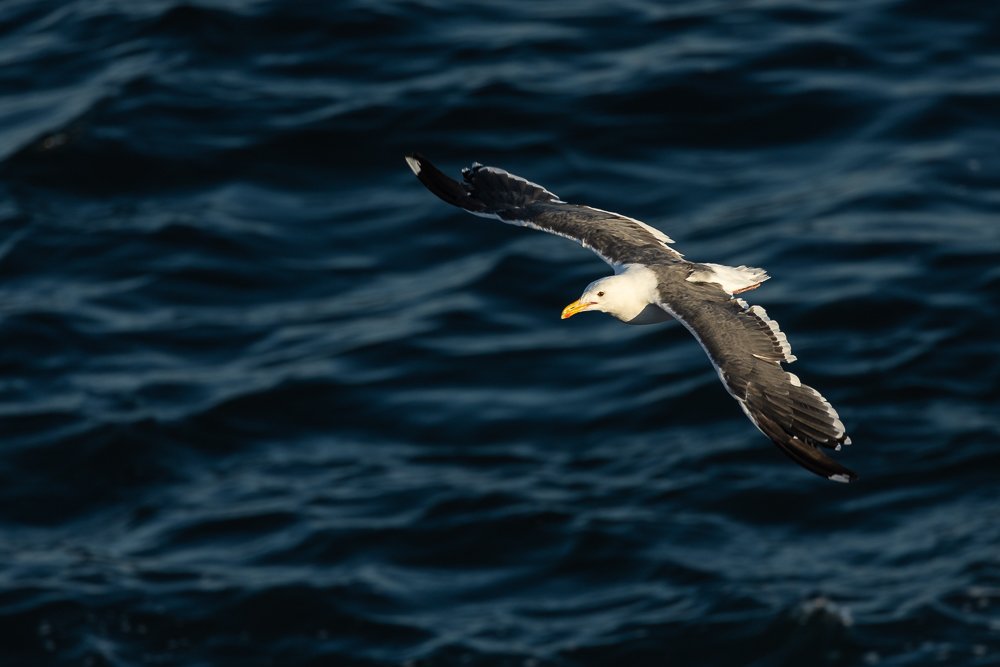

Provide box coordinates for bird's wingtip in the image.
[404,153,423,176]
[828,471,857,484]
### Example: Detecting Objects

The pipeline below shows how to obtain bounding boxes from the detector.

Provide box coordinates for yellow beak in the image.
[561,299,594,320]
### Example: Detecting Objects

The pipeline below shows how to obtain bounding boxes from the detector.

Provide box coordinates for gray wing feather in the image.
[655,271,856,482]
[406,153,680,268]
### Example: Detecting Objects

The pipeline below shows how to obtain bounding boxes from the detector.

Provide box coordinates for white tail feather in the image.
[687,263,770,295]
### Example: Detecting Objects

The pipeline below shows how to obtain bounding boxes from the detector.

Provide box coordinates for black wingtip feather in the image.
[753,411,858,483]
[406,153,562,215]
[404,153,487,212]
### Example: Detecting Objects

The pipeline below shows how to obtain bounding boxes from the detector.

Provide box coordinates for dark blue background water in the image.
[1,1,998,665]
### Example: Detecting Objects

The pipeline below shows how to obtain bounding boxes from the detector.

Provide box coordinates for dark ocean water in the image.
[1,1,999,665]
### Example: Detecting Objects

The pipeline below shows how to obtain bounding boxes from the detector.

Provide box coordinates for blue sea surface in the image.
[1,1,999,665]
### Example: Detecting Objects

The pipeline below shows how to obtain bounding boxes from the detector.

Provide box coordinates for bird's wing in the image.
[405,153,681,269]
[655,274,856,482]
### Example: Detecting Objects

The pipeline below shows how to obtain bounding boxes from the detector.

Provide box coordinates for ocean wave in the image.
[1,0,999,665]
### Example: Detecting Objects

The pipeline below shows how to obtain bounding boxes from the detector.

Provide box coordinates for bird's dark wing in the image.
[405,153,681,268]
[655,272,856,482]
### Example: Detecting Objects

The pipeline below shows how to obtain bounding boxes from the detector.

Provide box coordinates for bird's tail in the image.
[405,153,560,215]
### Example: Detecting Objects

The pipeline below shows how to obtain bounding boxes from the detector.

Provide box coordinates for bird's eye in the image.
[597,291,605,297]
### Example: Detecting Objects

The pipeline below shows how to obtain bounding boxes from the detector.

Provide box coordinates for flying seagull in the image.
[405,154,856,483]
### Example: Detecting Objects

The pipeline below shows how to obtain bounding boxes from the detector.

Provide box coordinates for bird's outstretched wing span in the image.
[656,272,856,482]
[407,153,856,482]
[405,153,680,269]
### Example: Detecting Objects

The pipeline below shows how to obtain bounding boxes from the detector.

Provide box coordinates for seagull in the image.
[405,154,856,483]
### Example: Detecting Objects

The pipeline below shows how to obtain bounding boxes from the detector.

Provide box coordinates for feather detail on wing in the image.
[405,153,681,268]
[656,277,855,482]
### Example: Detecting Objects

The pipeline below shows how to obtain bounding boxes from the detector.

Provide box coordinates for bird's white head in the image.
[561,271,662,324]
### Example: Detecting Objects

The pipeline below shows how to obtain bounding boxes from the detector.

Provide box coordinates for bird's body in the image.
[405,154,856,483]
